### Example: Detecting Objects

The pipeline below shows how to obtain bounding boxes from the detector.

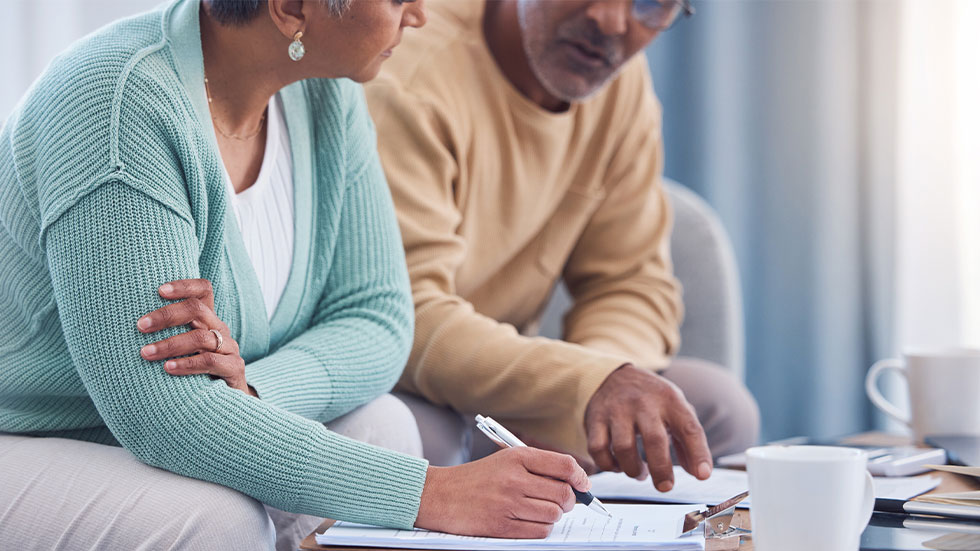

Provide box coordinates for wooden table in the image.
[300,433,980,551]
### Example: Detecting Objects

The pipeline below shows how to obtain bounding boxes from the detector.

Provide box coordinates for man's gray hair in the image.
[208,0,352,26]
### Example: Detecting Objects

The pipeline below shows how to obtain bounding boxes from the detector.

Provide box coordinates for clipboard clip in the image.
[684,491,750,550]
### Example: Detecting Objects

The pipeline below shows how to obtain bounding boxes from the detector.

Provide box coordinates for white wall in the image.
[1,0,160,119]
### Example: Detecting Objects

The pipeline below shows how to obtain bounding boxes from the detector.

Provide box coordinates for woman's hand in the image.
[415,447,591,538]
[137,279,256,398]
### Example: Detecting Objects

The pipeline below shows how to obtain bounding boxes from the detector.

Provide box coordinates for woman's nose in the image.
[403,0,427,29]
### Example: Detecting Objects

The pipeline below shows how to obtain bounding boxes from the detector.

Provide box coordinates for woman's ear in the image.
[267,0,308,39]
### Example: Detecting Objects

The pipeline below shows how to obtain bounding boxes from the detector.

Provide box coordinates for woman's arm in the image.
[45,179,427,528]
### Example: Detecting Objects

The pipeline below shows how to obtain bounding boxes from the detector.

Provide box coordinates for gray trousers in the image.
[397,356,760,466]
[0,394,423,551]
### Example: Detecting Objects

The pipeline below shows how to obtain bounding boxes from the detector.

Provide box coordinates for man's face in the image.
[517,0,662,102]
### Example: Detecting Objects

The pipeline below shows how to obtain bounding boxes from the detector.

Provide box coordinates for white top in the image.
[223,94,294,319]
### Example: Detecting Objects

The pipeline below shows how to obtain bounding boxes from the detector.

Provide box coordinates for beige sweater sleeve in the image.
[561,75,683,368]
[368,82,628,457]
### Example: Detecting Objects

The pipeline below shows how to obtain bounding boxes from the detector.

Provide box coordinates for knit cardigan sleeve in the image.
[43,178,427,528]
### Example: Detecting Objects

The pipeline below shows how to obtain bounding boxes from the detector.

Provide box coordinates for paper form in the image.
[590,467,750,507]
[315,503,704,550]
[589,466,940,508]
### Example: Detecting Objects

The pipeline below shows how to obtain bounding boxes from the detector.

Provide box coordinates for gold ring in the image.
[209,328,224,353]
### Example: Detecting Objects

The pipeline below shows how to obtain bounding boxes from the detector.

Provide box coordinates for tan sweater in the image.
[365,0,682,457]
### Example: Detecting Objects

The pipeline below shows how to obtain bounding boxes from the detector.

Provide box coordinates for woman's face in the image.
[307,0,426,82]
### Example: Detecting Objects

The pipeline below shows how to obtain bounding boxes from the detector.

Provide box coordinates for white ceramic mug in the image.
[865,348,980,439]
[746,446,874,551]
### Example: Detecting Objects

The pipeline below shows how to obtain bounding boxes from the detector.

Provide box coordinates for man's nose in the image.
[585,0,630,36]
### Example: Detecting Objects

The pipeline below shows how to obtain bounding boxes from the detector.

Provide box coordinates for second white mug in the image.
[865,348,980,439]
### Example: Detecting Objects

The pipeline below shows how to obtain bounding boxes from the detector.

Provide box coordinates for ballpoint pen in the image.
[474,414,612,517]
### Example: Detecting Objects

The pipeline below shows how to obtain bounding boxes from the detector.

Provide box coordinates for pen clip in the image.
[475,415,510,448]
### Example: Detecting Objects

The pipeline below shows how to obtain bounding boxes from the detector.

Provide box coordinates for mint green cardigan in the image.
[0,0,427,529]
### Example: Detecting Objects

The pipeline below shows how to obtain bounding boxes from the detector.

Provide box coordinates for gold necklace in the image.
[203,75,266,141]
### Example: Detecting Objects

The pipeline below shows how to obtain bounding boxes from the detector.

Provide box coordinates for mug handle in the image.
[865,359,911,426]
[856,471,876,536]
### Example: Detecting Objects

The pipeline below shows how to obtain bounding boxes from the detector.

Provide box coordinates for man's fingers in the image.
[586,420,619,473]
[638,420,674,492]
[672,434,690,474]
[138,298,224,333]
[609,417,644,479]
[667,404,712,480]
[158,279,216,310]
[519,449,590,492]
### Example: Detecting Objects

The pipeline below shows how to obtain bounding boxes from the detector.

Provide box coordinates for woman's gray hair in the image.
[208,0,353,25]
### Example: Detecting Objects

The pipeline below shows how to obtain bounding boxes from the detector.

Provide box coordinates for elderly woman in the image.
[0,0,591,549]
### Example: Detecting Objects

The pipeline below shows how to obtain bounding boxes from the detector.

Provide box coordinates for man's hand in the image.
[585,364,712,491]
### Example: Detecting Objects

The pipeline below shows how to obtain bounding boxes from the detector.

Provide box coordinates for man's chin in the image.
[541,72,608,102]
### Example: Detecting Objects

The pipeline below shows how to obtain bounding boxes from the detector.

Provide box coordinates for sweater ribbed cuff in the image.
[298,427,429,529]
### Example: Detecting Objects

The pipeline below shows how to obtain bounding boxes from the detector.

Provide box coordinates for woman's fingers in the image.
[519,448,591,493]
[158,279,215,310]
[499,518,555,539]
[141,328,237,361]
[138,297,225,333]
[164,353,247,390]
[521,477,577,513]
[513,497,566,524]
[134,278,251,396]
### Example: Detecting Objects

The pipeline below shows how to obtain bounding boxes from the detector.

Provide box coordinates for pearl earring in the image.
[288,31,305,62]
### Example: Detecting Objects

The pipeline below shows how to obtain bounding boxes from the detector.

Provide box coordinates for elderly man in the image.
[366,0,759,491]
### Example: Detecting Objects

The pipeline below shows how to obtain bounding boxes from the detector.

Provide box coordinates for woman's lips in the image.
[381,38,401,59]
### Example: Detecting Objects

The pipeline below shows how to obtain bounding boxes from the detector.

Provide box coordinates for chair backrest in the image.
[537,180,745,379]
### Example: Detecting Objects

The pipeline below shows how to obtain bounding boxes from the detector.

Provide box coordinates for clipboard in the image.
[300,519,442,551]
[301,503,700,550]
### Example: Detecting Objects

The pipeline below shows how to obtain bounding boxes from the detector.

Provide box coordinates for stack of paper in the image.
[917,465,980,507]
[315,504,704,550]
[589,466,941,507]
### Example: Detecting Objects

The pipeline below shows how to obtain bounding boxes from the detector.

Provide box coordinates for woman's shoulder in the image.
[4,6,200,244]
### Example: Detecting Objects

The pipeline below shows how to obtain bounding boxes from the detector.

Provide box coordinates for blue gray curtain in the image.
[646,1,900,441]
